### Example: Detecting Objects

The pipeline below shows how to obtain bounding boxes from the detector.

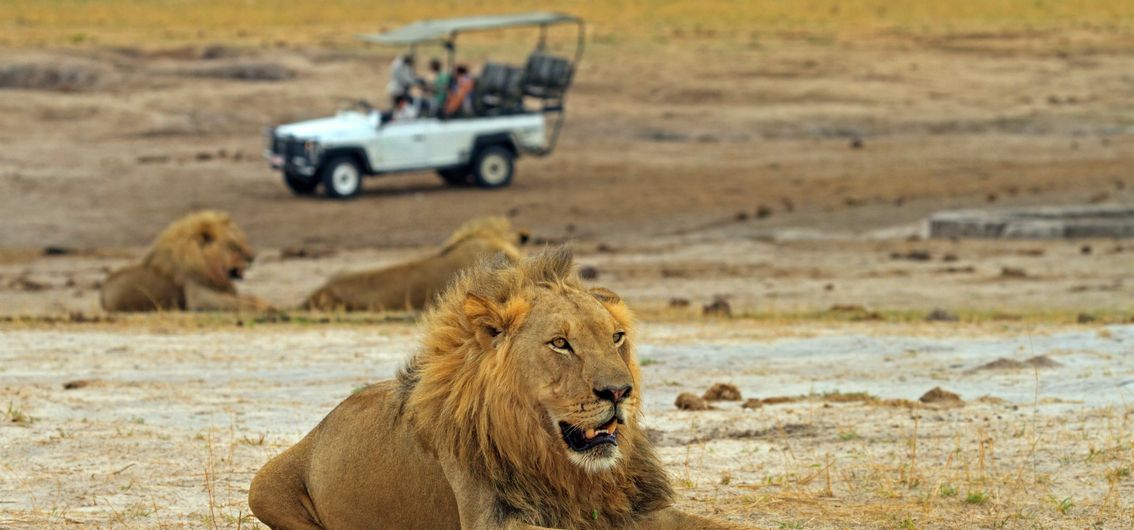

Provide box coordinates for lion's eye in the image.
[613,331,625,345]
[548,337,573,354]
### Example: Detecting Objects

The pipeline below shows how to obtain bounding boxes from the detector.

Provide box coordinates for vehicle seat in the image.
[476,62,525,116]
[522,53,573,99]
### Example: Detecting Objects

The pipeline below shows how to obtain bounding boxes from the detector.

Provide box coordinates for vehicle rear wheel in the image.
[471,146,514,189]
[320,156,363,199]
[283,170,319,195]
[437,167,470,186]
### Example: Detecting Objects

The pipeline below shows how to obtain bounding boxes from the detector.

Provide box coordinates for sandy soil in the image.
[3,322,1133,528]
[1,34,1133,250]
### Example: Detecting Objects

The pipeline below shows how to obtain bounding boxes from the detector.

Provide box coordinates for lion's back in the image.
[100,265,183,312]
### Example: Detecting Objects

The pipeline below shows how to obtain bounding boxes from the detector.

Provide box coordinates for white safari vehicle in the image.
[266,12,584,199]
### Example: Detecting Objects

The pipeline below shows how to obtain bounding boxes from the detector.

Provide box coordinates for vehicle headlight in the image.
[304,140,320,156]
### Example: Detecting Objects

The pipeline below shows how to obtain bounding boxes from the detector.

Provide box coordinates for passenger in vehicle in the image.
[386,54,417,106]
[426,58,451,117]
[391,94,419,121]
[444,65,475,118]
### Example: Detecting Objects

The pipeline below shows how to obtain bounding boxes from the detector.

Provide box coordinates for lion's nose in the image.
[594,385,632,405]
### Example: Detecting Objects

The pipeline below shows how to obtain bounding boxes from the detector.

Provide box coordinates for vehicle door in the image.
[421,118,478,167]
[372,120,428,171]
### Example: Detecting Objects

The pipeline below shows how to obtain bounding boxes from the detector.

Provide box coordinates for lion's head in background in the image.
[143,210,256,290]
[439,216,529,260]
[397,247,672,527]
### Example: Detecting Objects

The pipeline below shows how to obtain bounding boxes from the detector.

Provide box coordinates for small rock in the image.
[755,205,773,219]
[926,308,959,322]
[579,265,600,280]
[849,137,864,149]
[702,296,732,317]
[891,250,932,261]
[675,393,711,411]
[734,211,750,221]
[942,253,959,262]
[595,243,614,253]
[1077,312,1096,324]
[195,151,214,161]
[137,154,170,164]
[63,379,93,390]
[1080,245,1092,255]
[43,246,73,256]
[742,398,762,409]
[668,297,691,308]
[703,383,743,402]
[1000,267,1027,278]
[919,386,962,404]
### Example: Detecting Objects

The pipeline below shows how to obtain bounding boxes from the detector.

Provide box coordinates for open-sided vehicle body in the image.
[265,12,584,199]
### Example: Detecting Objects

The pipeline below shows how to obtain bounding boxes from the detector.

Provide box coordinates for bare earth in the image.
[3,322,1134,528]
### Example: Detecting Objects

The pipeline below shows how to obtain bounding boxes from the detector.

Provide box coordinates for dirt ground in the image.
[1,32,1133,250]
[3,321,1134,528]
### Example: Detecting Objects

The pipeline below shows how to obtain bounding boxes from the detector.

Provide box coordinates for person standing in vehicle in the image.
[386,54,416,107]
[426,58,451,116]
[444,65,475,118]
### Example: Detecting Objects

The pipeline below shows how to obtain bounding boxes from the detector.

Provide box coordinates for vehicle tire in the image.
[283,170,319,195]
[437,167,470,186]
[320,156,363,199]
[471,146,514,189]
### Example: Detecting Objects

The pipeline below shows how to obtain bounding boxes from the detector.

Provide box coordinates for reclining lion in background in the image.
[100,211,271,312]
[303,216,529,311]
[249,247,743,529]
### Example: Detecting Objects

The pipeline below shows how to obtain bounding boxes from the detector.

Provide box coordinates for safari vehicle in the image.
[265,12,584,199]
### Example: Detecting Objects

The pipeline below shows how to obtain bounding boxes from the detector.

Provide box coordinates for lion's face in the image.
[198,224,256,286]
[505,287,639,474]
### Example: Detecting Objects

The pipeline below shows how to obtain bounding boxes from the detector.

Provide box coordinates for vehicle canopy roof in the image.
[358,11,582,45]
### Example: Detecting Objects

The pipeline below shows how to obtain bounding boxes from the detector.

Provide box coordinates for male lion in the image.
[250,247,741,529]
[303,216,528,311]
[99,211,271,312]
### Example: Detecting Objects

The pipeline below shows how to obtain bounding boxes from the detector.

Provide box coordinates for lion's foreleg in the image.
[184,280,273,311]
[437,454,558,530]
[638,507,747,529]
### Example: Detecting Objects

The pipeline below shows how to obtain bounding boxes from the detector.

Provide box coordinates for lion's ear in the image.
[463,292,530,343]
[590,287,622,304]
[463,293,503,337]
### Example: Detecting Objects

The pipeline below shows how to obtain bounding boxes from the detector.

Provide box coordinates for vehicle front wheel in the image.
[471,146,514,189]
[437,167,470,186]
[283,170,319,195]
[320,156,363,199]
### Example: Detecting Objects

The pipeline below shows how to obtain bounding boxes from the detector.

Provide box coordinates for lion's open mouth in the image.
[559,416,620,452]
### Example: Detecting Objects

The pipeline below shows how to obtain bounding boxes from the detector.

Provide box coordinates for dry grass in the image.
[2,0,1133,47]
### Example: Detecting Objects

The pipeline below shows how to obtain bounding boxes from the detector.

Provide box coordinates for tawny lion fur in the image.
[249,247,742,529]
[303,216,529,311]
[99,211,271,312]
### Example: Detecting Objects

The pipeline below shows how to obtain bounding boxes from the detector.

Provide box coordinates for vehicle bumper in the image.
[265,134,319,176]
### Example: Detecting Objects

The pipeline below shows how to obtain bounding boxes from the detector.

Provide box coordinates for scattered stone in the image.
[668,297,690,308]
[734,211,750,221]
[1016,248,1045,257]
[919,386,962,405]
[973,355,1060,371]
[578,265,600,280]
[891,250,932,261]
[1080,245,1092,255]
[702,296,732,317]
[926,308,959,322]
[675,393,712,411]
[279,246,335,259]
[742,398,762,409]
[137,154,170,164]
[595,243,614,253]
[195,151,214,161]
[1077,312,1097,324]
[942,253,959,262]
[63,379,93,390]
[849,136,864,149]
[976,395,1008,405]
[755,205,773,219]
[824,283,835,291]
[42,246,73,256]
[937,266,975,274]
[1000,267,1028,278]
[702,383,743,402]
